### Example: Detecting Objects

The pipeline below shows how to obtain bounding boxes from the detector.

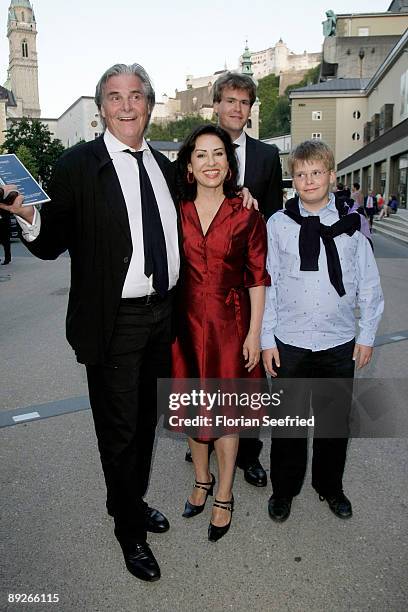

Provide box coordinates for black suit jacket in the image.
[243,135,282,220]
[22,136,177,364]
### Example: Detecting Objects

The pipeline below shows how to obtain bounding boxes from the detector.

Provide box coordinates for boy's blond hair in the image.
[288,140,335,175]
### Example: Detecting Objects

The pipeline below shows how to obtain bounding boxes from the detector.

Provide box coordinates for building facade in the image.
[4,0,40,119]
[239,39,321,81]
[337,31,408,209]
[321,8,408,80]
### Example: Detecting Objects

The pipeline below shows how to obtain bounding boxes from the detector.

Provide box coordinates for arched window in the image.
[21,11,25,22]
[352,132,361,141]
[22,40,28,58]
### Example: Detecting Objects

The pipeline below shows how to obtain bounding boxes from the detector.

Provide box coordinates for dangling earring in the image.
[225,168,232,181]
[187,171,195,184]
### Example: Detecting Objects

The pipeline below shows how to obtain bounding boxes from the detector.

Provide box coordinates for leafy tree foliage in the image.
[258,64,321,139]
[15,144,39,178]
[147,115,213,142]
[1,118,65,189]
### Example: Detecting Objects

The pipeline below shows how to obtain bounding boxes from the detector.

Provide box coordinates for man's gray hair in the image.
[94,63,156,128]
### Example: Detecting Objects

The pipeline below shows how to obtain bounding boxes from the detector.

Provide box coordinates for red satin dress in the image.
[172,196,270,381]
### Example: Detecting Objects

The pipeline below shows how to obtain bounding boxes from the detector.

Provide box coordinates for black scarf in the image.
[284,195,371,297]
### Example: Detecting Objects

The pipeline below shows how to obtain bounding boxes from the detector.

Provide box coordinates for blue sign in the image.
[0,154,50,206]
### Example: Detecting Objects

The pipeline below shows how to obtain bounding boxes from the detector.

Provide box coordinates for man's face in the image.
[213,87,252,138]
[292,159,336,212]
[100,74,150,148]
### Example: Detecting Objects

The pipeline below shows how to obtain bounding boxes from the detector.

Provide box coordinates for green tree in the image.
[257,74,280,139]
[147,115,214,142]
[0,117,65,189]
[258,64,321,139]
[15,144,39,178]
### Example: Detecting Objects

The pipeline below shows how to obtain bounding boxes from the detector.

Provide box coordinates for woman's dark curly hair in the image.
[176,124,240,201]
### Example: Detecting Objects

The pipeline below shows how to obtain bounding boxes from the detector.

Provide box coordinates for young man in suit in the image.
[1,64,178,583]
[183,72,283,486]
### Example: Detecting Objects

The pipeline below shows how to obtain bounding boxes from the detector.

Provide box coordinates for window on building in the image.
[352,132,361,141]
[358,27,369,36]
[22,40,28,58]
[21,11,25,21]
[312,133,322,139]
[312,111,322,120]
[94,133,101,139]
[353,110,361,119]
[247,118,252,128]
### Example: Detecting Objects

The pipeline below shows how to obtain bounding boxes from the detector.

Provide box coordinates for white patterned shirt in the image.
[261,194,384,351]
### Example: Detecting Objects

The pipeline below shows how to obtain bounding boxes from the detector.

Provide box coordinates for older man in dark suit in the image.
[0,63,178,583]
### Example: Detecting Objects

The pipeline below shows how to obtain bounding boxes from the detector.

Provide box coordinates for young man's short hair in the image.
[288,140,335,175]
[212,72,256,106]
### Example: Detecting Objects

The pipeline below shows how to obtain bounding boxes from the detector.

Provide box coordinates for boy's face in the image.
[292,159,336,212]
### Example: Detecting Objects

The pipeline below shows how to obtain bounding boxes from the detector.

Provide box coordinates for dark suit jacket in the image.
[22,136,177,365]
[243,135,282,220]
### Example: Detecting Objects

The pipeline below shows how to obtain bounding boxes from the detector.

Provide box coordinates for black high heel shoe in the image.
[182,474,216,518]
[208,495,234,542]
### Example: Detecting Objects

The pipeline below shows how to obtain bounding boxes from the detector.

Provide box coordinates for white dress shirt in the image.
[233,131,247,186]
[261,193,384,351]
[17,129,180,298]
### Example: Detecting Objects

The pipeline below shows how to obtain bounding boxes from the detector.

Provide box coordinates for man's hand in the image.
[239,187,259,211]
[353,344,373,369]
[262,347,280,377]
[0,184,34,224]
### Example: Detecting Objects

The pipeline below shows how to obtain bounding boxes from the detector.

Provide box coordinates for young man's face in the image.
[292,159,336,212]
[213,87,252,139]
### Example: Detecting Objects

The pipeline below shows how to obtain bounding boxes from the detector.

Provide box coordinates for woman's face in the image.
[188,134,229,189]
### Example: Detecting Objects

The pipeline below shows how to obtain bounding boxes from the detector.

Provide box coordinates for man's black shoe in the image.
[319,492,352,519]
[123,542,161,582]
[145,506,170,533]
[268,495,292,522]
[106,503,170,533]
[240,459,267,487]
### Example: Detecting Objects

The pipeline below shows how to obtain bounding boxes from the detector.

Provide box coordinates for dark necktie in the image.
[126,150,169,296]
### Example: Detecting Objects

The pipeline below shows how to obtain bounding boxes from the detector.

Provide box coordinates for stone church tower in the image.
[6,0,41,118]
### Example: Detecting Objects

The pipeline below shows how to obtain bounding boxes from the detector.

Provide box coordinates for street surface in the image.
[1,235,407,612]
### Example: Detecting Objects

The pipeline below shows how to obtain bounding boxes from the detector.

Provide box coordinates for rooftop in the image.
[291,78,370,94]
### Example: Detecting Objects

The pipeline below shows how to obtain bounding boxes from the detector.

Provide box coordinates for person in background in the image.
[378,193,389,219]
[336,182,350,201]
[351,182,363,206]
[0,207,12,265]
[388,194,399,214]
[364,190,377,229]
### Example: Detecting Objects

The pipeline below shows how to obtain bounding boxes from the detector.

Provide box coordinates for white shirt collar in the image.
[233,131,247,148]
[299,192,336,216]
[104,129,150,154]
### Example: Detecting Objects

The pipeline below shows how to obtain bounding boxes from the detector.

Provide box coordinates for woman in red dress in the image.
[173,125,270,541]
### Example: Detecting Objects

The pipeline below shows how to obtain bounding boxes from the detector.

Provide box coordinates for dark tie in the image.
[126,150,169,297]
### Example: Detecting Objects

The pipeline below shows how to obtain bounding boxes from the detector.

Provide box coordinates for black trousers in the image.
[86,294,173,550]
[0,224,11,263]
[270,337,355,498]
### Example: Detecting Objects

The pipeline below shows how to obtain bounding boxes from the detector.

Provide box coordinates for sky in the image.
[0,0,392,118]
